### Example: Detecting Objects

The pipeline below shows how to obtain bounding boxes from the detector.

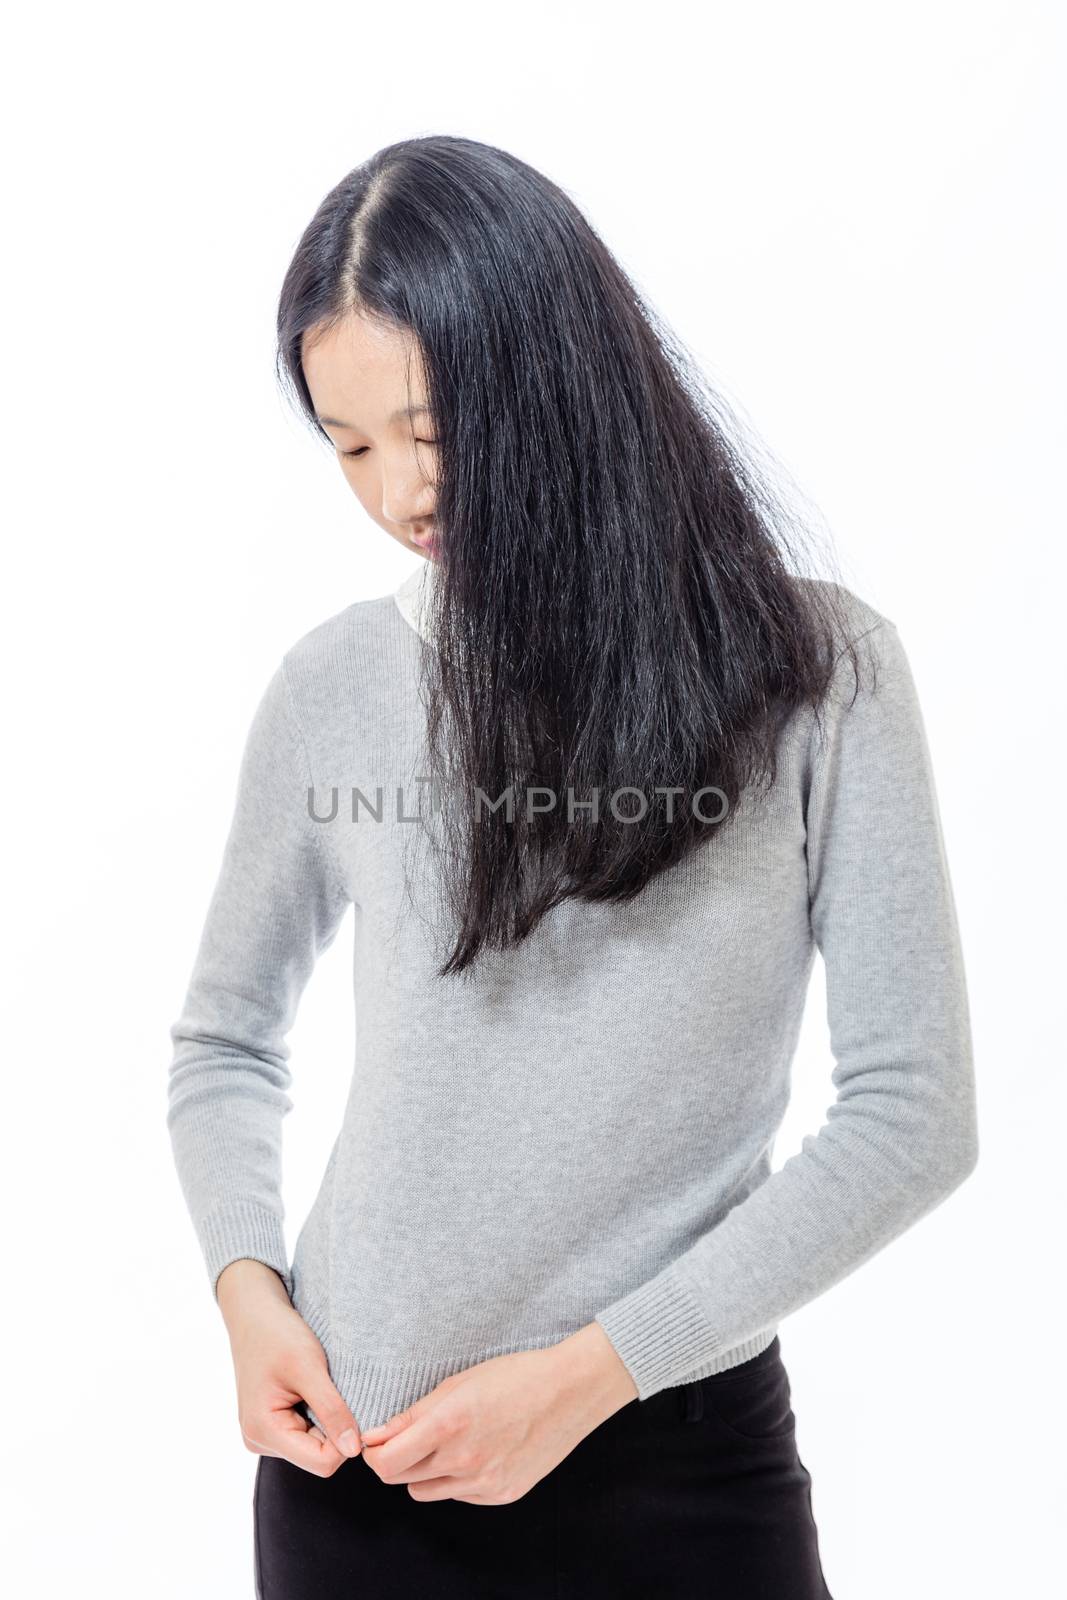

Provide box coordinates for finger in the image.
[359,1425,396,1446]
[363,1420,443,1477]
[408,1479,491,1503]
[360,1410,410,1445]
[359,1397,442,1474]
[365,1444,450,1485]
[249,1406,347,1476]
[280,1433,346,1474]
[298,1369,364,1459]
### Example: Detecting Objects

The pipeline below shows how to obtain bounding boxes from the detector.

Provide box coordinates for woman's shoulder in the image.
[793,575,895,650]
[279,591,412,694]
[284,591,399,664]
[262,593,416,755]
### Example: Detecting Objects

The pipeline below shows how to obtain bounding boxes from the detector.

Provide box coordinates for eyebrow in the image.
[316,404,430,430]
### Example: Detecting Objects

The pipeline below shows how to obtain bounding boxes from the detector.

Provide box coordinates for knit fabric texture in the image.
[166,576,978,1432]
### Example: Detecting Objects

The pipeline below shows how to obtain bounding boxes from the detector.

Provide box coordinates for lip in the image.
[410,529,438,555]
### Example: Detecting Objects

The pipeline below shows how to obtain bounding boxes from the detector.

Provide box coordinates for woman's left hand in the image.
[357,1323,639,1503]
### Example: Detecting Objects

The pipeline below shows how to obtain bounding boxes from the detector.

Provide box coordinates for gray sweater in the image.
[167,575,978,1433]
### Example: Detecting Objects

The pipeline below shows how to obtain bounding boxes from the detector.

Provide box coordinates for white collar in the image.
[393,559,436,643]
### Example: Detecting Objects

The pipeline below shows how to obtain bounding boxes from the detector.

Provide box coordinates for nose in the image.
[379,451,435,520]
[380,486,435,530]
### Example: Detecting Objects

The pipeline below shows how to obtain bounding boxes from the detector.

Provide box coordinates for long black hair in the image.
[276,134,863,979]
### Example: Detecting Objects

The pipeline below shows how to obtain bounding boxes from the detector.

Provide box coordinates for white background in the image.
[2,2,1062,1594]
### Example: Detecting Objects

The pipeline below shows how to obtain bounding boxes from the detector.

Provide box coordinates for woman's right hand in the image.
[216,1258,364,1476]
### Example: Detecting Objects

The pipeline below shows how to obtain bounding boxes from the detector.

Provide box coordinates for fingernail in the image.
[338,1428,361,1456]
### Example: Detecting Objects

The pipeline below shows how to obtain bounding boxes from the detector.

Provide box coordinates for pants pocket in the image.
[681,1337,797,1448]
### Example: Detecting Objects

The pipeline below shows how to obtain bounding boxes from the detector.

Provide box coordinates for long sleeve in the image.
[594,617,979,1399]
[166,658,350,1302]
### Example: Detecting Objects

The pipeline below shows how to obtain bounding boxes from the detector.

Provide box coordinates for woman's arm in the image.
[593,615,979,1399]
[166,658,351,1305]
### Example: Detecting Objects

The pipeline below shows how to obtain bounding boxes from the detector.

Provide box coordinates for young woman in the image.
[167,135,979,1599]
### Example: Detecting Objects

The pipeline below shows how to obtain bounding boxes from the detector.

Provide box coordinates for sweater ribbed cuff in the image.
[594,1265,722,1399]
[199,1201,293,1303]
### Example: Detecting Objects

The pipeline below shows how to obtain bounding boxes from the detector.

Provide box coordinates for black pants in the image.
[253,1335,833,1598]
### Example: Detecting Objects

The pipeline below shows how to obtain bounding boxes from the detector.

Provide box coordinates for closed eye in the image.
[341,441,438,459]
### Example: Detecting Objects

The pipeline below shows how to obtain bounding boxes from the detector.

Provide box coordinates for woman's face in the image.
[302,310,440,560]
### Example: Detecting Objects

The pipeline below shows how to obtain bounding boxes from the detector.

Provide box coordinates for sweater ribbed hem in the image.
[290,1288,777,1434]
[199,1201,293,1302]
[593,1264,774,1400]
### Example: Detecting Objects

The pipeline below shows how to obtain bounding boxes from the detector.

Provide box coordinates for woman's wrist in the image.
[216,1257,291,1325]
[551,1321,640,1424]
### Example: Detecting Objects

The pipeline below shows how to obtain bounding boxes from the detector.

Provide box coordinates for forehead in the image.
[302,312,427,419]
